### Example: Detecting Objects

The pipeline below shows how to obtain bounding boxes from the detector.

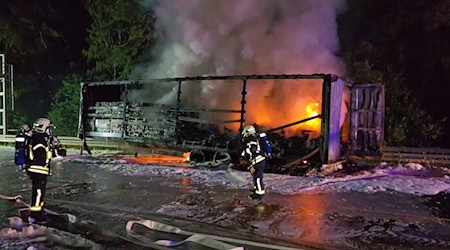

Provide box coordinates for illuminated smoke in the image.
[132,0,347,132]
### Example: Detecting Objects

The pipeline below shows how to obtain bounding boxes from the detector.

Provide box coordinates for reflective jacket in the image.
[15,132,29,150]
[241,136,266,167]
[26,132,52,175]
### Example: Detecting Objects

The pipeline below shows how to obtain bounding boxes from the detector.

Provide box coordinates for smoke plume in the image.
[131,0,347,132]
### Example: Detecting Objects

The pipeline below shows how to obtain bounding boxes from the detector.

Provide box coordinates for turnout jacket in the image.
[241,136,266,167]
[26,132,52,175]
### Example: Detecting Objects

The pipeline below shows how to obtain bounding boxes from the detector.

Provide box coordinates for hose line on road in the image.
[126,219,303,250]
[11,193,450,249]
[1,193,308,249]
[45,197,315,249]
[0,193,173,249]
[127,220,244,250]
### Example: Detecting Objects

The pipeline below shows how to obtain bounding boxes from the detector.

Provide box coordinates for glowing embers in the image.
[305,102,321,132]
[124,154,190,165]
[183,152,191,162]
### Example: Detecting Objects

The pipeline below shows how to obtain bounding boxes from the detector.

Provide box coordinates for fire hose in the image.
[45,195,450,249]
[0,194,305,250]
[281,147,320,170]
[0,193,174,249]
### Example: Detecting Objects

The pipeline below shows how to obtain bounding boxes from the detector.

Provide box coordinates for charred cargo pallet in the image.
[84,102,177,143]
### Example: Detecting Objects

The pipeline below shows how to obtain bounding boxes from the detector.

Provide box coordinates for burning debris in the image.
[80,75,384,176]
[119,154,189,165]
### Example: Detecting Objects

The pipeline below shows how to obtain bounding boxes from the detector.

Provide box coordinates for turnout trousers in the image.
[251,160,266,196]
[28,172,48,221]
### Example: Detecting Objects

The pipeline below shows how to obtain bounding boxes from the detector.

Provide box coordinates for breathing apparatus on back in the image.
[241,125,273,159]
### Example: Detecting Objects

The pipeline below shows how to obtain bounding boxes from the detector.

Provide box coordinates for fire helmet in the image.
[241,125,256,138]
[33,118,54,133]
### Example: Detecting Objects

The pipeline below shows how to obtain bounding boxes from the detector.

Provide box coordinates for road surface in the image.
[1,146,449,249]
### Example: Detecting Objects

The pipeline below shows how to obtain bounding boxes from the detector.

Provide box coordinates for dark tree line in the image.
[0,0,90,131]
[1,0,449,147]
[0,0,156,135]
[338,0,449,147]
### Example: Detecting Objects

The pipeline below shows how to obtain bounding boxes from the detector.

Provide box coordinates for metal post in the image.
[0,54,5,135]
[10,65,13,110]
[121,84,128,139]
[239,79,247,133]
[320,75,332,164]
[0,54,4,75]
[1,77,5,135]
[175,81,182,144]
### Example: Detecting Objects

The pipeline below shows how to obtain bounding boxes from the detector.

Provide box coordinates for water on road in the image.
[1,146,449,249]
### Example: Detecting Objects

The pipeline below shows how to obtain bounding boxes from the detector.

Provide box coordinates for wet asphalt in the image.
[1,146,450,249]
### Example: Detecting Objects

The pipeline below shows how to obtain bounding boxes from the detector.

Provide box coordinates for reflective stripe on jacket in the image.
[27,133,51,176]
[241,138,266,167]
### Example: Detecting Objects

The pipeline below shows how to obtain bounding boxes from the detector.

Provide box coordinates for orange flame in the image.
[304,102,321,131]
[223,101,322,137]
[201,79,323,137]
[183,152,191,162]
[123,154,190,165]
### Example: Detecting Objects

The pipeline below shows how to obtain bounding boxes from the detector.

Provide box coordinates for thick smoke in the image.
[131,0,347,132]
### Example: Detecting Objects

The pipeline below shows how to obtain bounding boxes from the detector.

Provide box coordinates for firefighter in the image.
[240,125,266,201]
[25,118,54,223]
[14,124,32,171]
[51,136,67,157]
[47,128,67,158]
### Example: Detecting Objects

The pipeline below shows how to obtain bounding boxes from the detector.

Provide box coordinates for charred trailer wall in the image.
[320,76,346,163]
[349,83,384,156]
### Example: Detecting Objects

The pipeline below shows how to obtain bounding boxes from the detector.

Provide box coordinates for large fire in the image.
[305,102,321,131]
[204,79,323,137]
[249,101,321,135]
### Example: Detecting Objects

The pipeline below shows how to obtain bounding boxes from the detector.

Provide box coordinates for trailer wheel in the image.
[189,150,205,163]
[210,152,231,168]
[213,151,231,162]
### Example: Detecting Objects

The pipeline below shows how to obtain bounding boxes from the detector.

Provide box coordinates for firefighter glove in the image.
[248,165,255,175]
[239,157,248,167]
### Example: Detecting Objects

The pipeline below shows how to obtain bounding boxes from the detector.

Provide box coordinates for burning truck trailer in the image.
[78,74,384,175]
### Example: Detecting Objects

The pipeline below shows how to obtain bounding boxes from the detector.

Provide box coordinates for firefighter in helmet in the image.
[14,124,32,171]
[240,125,267,201]
[25,118,54,223]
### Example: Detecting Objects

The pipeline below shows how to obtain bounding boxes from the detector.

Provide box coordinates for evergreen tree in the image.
[0,0,89,125]
[48,75,82,136]
[84,0,156,80]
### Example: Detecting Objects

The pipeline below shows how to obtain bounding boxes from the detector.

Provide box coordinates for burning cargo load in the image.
[79,74,384,172]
